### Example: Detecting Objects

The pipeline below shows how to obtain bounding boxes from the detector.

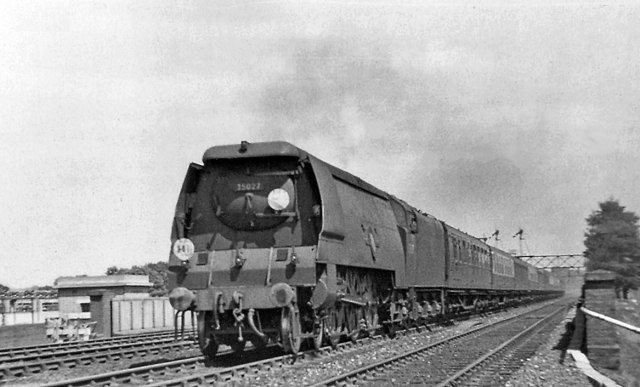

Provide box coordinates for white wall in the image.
[1,310,59,326]
[111,297,194,334]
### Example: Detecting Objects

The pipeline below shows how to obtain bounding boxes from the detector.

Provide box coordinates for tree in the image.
[106,266,119,275]
[35,285,54,291]
[106,262,169,297]
[0,283,9,293]
[584,198,640,296]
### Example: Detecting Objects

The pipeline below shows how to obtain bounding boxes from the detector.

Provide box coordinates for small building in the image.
[1,290,59,326]
[55,275,153,319]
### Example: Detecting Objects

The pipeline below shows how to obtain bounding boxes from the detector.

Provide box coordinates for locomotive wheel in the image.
[197,311,219,360]
[280,305,302,354]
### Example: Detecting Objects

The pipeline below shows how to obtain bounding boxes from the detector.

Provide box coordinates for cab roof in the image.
[203,141,306,161]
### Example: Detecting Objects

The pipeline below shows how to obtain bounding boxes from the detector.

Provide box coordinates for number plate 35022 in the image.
[235,182,263,191]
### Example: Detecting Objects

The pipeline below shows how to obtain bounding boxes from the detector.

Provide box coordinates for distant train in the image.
[167,141,562,359]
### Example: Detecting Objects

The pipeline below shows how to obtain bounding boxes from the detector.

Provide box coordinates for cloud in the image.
[254,37,442,169]
[248,30,640,256]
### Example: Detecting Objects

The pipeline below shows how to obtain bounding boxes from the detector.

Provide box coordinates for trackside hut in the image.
[55,275,152,319]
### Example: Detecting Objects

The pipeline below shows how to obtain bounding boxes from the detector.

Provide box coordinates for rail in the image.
[581,307,640,334]
[0,339,196,381]
[0,330,177,361]
[435,305,565,386]
[307,303,564,386]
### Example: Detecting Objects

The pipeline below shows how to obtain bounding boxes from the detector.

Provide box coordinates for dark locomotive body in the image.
[167,141,562,358]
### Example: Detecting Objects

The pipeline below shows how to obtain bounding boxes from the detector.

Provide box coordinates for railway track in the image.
[40,345,275,387]
[0,330,183,361]
[41,301,566,387]
[0,332,197,382]
[41,355,206,387]
[434,309,564,386]
[43,334,402,387]
[310,302,566,386]
[40,319,448,386]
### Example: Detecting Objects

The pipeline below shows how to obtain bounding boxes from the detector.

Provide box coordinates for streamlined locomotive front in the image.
[167,142,323,358]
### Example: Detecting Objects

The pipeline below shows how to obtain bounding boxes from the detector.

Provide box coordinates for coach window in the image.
[451,238,457,262]
[461,241,469,262]
[452,238,458,262]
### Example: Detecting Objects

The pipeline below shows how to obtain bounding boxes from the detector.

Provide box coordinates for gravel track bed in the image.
[444,305,565,386]
[232,302,562,387]
[371,308,562,386]
[121,345,283,386]
[505,307,596,387]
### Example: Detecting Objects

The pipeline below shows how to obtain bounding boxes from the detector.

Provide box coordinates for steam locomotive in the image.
[167,141,562,359]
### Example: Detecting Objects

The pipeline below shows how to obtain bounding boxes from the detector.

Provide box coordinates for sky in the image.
[1,0,639,288]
